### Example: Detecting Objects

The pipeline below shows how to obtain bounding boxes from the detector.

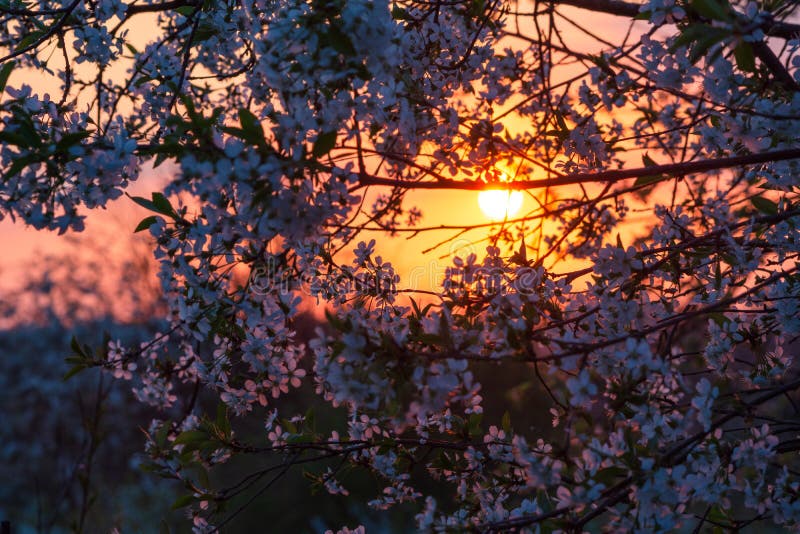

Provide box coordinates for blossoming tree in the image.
[3,0,800,530]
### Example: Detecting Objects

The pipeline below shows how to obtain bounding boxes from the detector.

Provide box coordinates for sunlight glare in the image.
[478,189,523,220]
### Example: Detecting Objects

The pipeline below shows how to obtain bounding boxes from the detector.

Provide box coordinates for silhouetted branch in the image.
[356,147,800,190]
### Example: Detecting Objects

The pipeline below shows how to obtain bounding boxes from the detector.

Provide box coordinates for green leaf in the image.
[55,131,91,151]
[468,0,486,17]
[129,194,158,212]
[0,131,31,147]
[63,364,86,381]
[709,312,730,327]
[751,196,778,215]
[171,494,195,510]
[124,43,138,56]
[634,173,663,187]
[554,111,570,136]
[70,335,83,355]
[589,54,610,71]
[133,75,152,88]
[509,238,528,266]
[391,3,410,20]
[691,0,730,21]
[326,26,355,56]
[0,61,14,95]
[175,5,195,16]
[312,131,337,158]
[304,407,316,433]
[129,192,177,218]
[634,153,664,189]
[410,297,421,318]
[154,423,171,448]
[191,22,217,45]
[134,216,158,232]
[151,192,175,217]
[734,43,756,72]
[688,30,727,64]
[467,413,483,437]
[671,24,729,67]
[215,403,231,438]
[196,466,210,488]
[501,411,511,434]
[11,116,42,148]
[670,24,706,51]
[281,418,298,434]
[67,337,93,363]
[238,108,265,145]
[172,430,209,454]
[221,126,247,139]
[13,30,45,53]
[175,430,208,445]
[594,466,628,485]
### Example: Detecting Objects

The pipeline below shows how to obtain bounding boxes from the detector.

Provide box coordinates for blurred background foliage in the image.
[0,227,554,532]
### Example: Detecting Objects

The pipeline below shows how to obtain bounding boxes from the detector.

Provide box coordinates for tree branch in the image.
[555,0,639,18]
[554,0,800,40]
[126,0,199,15]
[356,147,800,191]
[553,0,800,90]
[751,40,800,91]
[0,0,81,65]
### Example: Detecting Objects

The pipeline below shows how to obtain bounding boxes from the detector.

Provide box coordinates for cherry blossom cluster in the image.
[3,0,800,531]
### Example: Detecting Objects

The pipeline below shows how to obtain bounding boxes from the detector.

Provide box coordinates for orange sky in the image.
[0,6,646,302]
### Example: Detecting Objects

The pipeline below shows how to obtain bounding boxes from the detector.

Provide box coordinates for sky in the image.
[0,4,638,304]
[0,162,171,291]
[0,165,529,293]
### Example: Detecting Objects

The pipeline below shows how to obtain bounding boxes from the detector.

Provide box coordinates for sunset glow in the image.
[5,0,799,530]
[477,189,523,220]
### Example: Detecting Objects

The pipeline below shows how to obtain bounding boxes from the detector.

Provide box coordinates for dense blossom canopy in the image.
[3,0,800,530]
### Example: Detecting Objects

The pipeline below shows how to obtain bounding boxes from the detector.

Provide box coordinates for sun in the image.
[478,189,523,220]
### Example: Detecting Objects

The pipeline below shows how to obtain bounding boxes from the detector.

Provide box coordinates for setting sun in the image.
[478,189,523,220]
